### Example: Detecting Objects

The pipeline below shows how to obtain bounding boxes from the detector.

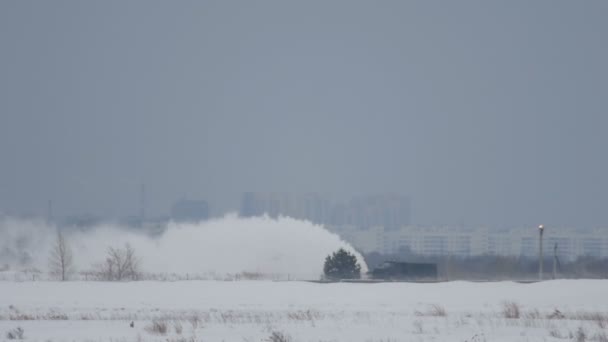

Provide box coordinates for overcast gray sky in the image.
[1,1,607,227]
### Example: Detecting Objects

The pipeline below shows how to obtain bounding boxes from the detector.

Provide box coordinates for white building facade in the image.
[332,225,608,261]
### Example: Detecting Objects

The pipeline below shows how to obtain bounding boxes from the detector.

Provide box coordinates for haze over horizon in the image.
[1,1,607,227]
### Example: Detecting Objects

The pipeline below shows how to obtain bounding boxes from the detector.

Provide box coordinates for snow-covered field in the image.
[1,280,607,341]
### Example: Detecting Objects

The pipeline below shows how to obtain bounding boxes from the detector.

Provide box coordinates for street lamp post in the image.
[538,224,545,281]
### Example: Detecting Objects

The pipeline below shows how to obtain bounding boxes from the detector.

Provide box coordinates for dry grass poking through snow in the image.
[428,304,447,317]
[145,320,168,335]
[267,331,292,342]
[5,327,24,340]
[501,301,520,319]
[3,305,608,342]
[414,304,447,317]
[571,312,608,329]
[3,286,608,342]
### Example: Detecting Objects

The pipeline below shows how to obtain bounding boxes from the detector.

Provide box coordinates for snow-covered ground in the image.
[1,280,607,341]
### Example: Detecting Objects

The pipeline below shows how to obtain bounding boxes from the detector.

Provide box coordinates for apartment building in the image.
[335,225,607,260]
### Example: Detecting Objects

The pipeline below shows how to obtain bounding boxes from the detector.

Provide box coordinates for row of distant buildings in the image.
[156,192,409,227]
[240,192,410,229]
[37,191,607,261]
[333,225,608,261]
[39,199,211,229]
[238,192,607,261]
[42,192,410,228]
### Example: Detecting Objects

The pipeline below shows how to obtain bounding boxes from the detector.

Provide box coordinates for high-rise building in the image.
[240,192,331,224]
[240,192,292,219]
[340,194,410,230]
[241,192,411,229]
[240,192,261,218]
[171,199,209,223]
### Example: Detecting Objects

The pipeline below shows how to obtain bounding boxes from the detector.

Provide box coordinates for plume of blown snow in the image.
[1,214,367,279]
[0,217,51,268]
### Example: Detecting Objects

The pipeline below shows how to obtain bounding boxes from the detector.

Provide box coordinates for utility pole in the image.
[139,183,146,226]
[538,224,545,281]
[47,200,54,225]
[553,243,558,280]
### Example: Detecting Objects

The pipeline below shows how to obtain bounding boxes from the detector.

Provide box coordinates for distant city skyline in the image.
[3,190,608,234]
[337,224,608,261]
[1,1,607,227]
[240,192,410,229]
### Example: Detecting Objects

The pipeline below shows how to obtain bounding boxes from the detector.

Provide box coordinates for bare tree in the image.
[124,243,140,280]
[48,230,74,281]
[97,243,140,281]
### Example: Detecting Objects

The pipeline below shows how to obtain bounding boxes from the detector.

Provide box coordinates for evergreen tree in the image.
[323,248,361,279]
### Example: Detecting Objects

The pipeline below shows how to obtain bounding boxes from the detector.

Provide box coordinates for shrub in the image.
[548,309,565,319]
[6,327,24,340]
[573,312,607,329]
[548,327,563,339]
[595,332,608,342]
[575,326,587,342]
[188,314,201,330]
[146,320,168,335]
[267,331,291,342]
[174,320,183,334]
[502,301,520,319]
[428,304,447,317]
